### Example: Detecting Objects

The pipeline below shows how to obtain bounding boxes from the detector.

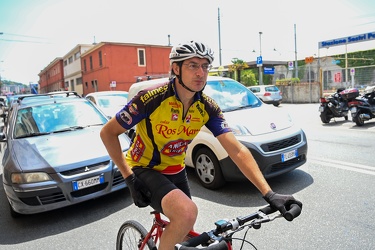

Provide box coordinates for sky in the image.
[0,0,375,84]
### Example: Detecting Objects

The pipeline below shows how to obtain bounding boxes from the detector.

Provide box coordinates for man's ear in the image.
[172,63,180,76]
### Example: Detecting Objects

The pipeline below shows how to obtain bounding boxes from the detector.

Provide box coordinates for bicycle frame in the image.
[141,211,232,250]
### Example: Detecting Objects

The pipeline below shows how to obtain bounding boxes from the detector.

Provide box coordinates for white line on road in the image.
[308,157,375,176]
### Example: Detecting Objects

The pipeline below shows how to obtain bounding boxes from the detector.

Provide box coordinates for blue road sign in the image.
[264,67,274,74]
[257,56,263,66]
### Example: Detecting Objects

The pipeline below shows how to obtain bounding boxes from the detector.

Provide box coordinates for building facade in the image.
[80,42,171,96]
[63,44,94,96]
[38,58,64,93]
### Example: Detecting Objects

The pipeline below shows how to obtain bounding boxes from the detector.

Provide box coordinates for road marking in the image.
[308,157,375,176]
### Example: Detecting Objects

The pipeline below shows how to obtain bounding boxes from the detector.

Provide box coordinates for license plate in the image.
[281,149,298,162]
[73,175,104,191]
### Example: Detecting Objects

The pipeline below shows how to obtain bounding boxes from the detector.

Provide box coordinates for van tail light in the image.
[264,92,271,96]
[279,91,282,95]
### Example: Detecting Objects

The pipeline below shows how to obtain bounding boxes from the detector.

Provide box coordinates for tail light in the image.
[348,100,362,107]
[279,91,282,95]
[320,98,327,103]
[263,92,271,96]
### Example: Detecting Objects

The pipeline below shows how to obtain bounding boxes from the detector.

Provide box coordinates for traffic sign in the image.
[350,68,355,76]
[305,56,314,64]
[288,61,294,70]
[257,56,263,67]
[264,67,274,75]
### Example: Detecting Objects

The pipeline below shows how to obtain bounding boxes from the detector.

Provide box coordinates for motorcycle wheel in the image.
[345,115,348,120]
[320,111,331,123]
[353,112,365,126]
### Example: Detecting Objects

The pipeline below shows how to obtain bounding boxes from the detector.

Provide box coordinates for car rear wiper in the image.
[16,132,51,138]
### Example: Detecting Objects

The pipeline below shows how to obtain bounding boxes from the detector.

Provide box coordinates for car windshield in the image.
[14,101,107,138]
[204,79,261,111]
[96,94,128,108]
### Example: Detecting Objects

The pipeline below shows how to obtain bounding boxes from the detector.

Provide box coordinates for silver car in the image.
[0,92,131,217]
[128,76,308,189]
[248,85,283,107]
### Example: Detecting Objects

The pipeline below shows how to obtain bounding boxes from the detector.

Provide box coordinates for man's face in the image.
[173,58,210,92]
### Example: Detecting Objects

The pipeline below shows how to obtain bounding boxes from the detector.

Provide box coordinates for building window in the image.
[74,51,80,60]
[90,56,93,70]
[138,48,146,66]
[68,56,73,64]
[76,77,82,85]
[64,60,67,67]
[83,59,87,72]
[99,51,102,67]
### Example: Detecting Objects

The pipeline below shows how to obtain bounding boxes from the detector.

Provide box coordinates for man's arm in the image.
[216,131,271,196]
[100,117,133,178]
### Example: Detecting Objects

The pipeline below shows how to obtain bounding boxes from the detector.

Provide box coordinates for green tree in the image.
[228,58,249,82]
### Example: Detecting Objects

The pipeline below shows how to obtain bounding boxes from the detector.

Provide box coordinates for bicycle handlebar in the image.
[175,204,302,250]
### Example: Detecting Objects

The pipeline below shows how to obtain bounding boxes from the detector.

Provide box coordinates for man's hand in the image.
[124,173,151,208]
[263,191,302,216]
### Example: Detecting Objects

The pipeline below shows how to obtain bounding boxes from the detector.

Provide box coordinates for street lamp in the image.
[259,32,263,85]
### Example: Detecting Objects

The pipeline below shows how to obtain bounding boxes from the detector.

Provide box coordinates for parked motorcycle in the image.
[348,85,375,126]
[319,88,359,123]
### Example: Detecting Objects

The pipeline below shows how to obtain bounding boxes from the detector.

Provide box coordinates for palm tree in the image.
[228,58,249,82]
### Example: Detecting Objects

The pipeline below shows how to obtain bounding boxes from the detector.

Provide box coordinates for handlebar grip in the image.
[284,204,302,221]
[178,232,211,247]
[259,205,277,215]
[175,240,228,250]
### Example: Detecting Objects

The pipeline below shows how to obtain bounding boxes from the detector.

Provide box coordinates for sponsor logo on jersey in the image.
[131,135,145,162]
[128,103,139,115]
[139,85,168,103]
[161,139,191,157]
[155,124,200,138]
[119,111,132,125]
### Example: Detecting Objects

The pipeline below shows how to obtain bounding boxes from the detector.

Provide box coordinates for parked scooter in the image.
[319,88,359,123]
[348,85,375,126]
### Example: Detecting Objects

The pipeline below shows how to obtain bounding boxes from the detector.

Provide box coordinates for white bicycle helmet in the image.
[169,41,214,64]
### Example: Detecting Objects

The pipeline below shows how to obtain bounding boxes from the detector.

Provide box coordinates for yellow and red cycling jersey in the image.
[115,78,231,174]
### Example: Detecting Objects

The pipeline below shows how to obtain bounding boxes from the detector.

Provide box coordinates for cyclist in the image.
[100,40,302,250]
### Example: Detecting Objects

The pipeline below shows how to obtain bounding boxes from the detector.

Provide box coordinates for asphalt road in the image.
[0,103,374,250]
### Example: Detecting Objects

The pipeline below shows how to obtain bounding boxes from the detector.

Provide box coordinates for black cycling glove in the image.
[124,173,151,208]
[263,191,303,215]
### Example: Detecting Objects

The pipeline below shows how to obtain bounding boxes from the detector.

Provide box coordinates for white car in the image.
[248,85,282,107]
[86,91,128,118]
[127,76,307,189]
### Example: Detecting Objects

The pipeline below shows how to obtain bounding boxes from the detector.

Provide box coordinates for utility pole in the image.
[294,24,298,79]
[218,8,222,66]
[259,31,263,85]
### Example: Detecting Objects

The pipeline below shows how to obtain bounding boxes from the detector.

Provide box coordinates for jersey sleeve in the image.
[115,91,147,130]
[203,95,232,137]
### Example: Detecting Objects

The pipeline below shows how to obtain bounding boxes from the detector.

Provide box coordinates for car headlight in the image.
[11,172,52,184]
[230,125,251,136]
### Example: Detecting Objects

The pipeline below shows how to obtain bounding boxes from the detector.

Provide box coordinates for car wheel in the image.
[273,103,280,107]
[194,147,225,189]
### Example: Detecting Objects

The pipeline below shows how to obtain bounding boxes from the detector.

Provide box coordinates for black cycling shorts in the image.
[132,167,191,214]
